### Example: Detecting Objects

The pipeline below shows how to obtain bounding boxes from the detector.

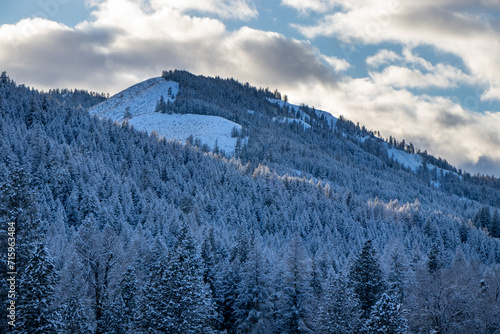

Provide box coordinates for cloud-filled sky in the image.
[1,0,499,176]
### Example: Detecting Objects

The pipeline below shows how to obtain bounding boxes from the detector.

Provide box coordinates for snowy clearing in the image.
[89,77,179,121]
[89,77,242,154]
[129,113,242,154]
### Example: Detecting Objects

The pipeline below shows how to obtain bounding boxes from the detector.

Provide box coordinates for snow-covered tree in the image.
[349,240,385,319]
[16,243,61,333]
[278,234,314,333]
[362,293,408,334]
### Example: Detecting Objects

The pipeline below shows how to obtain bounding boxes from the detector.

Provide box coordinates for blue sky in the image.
[1,0,500,176]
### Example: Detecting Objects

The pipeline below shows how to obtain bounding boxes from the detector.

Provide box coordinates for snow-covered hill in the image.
[89,77,242,154]
[129,113,241,154]
[268,98,338,130]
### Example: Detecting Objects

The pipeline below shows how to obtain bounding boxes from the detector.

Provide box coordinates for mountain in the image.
[89,76,242,154]
[1,70,500,333]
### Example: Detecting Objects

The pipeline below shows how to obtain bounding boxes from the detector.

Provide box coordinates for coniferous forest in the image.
[1,70,500,333]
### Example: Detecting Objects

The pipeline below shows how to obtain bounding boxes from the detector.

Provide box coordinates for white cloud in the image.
[0,0,335,94]
[280,0,335,14]
[322,55,350,72]
[148,0,258,20]
[366,49,400,68]
[294,0,500,102]
[369,65,470,89]
[366,48,473,89]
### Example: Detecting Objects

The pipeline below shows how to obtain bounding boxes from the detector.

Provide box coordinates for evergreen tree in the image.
[316,275,358,334]
[103,267,139,334]
[279,234,314,333]
[362,293,408,334]
[143,225,217,333]
[349,240,385,319]
[426,243,442,274]
[489,211,500,238]
[16,243,61,333]
[155,95,168,113]
[233,234,273,333]
[385,243,408,304]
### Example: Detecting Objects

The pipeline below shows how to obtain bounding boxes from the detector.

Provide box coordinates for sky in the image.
[1,0,500,176]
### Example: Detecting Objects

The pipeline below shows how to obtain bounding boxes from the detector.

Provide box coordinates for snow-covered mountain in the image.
[89,77,242,154]
[2,70,500,333]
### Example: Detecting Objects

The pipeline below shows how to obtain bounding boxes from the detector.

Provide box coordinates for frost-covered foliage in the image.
[0,71,500,333]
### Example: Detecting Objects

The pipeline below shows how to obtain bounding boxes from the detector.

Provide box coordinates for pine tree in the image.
[385,243,408,304]
[316,275,358,334]
[362,293,408,334]
[155,95,168,113]
[279,234,314,333]
[489,211,500,238]
[233,234,273,333]
[142,225,217,333]
[427,243,442,274]
[349,240,385,319]
[104,267,139,334]
[16,243,61,333]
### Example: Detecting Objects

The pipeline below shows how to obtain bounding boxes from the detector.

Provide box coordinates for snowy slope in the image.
[267,98,338,130]
[89,77,179,121]
[386,144,461,184]
[129,113,241,153]
[89,77,242,154]
[387,147,423,172]
[272,116,311,129]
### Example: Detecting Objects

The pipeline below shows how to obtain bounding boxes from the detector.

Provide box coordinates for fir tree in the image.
[233,235,273,333]
[16,243,61,333]
[362,293,408,334]
[155,95,168,113]
[279,234,314,333]
[316,275,358,334]
[143,225,217,333]
[349,240,385,319]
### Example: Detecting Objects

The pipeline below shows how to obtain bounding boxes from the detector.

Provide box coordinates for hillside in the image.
[89,77,242,154]
[0,71,500,333]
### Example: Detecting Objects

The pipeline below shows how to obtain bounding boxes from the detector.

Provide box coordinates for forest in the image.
[0,70,499,333]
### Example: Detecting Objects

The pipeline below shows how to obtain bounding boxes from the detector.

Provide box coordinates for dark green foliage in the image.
[349,240,385,319]
[155,95,169,114]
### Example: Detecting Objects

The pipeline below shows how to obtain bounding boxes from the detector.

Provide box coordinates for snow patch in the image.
[387,147,423,172]
[129,113,242,154]
[89,77,243,155]
[272,116,311,129]
[89,77,179,121]
[267,98,337,130]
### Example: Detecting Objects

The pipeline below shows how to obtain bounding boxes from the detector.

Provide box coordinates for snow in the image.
[89,77,242,155]
[386,145,462,179]
[272,116,311,129]
[267,98,337,130]
[89,77,179,121]
[387,147,423,172]
[130,113,241,154]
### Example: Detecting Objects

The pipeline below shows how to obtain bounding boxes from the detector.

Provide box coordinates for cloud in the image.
[0,0,336,93]
[294,0,500,101]
[280,0,335,14]
[366,49,400,68]
[322,55,350,72]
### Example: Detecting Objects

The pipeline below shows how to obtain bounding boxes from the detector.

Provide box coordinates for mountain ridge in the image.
[1,70,500,333]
